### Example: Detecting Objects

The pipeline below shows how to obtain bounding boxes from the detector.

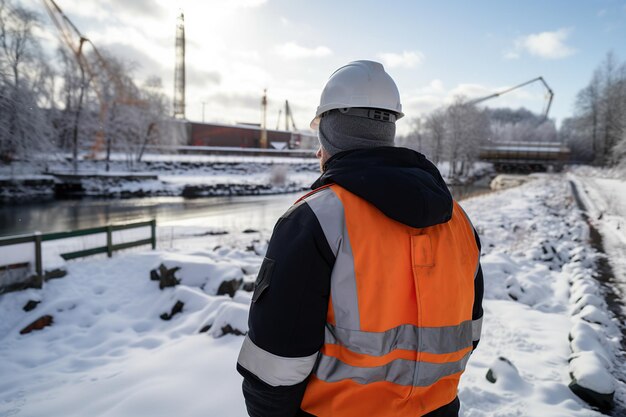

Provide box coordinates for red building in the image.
[189,122,316,149]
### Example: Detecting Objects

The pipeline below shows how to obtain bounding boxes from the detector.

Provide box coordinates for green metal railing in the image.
[0,219,156,280]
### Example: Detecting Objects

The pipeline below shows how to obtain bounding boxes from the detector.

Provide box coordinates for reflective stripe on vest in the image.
[316,350,472,387]
[305,188,360,329]
[324,321,473,357]
[237,335,318,387]
[302,185,480,416]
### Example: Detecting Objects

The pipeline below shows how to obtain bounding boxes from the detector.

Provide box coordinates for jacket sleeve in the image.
[237,200,335,417]
[472,229,484,350]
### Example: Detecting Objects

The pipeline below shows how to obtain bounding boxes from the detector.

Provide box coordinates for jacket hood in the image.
[311,147,452,228]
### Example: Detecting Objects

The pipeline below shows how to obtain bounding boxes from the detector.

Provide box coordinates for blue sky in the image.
[23,0,626,134]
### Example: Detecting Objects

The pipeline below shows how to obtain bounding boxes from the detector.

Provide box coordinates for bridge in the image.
[479,142,571,173]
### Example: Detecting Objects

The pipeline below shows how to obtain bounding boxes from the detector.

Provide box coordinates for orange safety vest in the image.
[299,184,480,417]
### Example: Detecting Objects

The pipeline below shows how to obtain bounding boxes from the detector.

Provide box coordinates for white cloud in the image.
[416,79,445,94]
[503,50,520,60]
[402,81,543,120]
[274,42,332,59]
[377,51,424,69]
[514,28,576,59]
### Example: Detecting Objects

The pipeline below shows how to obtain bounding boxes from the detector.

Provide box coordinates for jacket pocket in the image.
[252,257,275,303]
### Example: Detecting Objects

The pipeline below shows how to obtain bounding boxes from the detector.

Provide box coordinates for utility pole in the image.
[260,89,268,148]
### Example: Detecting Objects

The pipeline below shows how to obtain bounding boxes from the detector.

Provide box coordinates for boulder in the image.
[568,351,615,411]
[20,315,54,334]
[485,357,529,393]
[569,379,614,412]
[22,300,41,312]
[216,278,243,297]
[149,264,181,289]
[160,300,184,321]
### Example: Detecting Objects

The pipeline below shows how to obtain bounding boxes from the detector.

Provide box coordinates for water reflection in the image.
[0,195,299,237]
[0,182,491,237]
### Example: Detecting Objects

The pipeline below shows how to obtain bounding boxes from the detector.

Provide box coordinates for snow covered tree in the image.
[55,47,96,172]
[443,97,489,178]
[572,51,626,166]
[115,76,169,168]
[398,116,425,153]
[560,117,594,163]
[423,108,446,164]
[0,0,53,164]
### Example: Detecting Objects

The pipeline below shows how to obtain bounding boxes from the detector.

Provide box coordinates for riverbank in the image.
[0,173,623,416]
[0,153,494,202]
[0,153,320,202]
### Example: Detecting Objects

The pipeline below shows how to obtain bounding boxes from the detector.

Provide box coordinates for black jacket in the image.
[237,147,484,417]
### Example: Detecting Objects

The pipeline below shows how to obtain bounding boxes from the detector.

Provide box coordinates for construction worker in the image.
[237,60,484,417]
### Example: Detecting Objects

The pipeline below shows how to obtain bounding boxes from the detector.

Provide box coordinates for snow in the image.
[0,154,321,201]
[569,166,626,294]
[1,171,625,416]
[569,321,611,364]
[570,352,616,395]
[156,253,244,294]
[0,252,251,417]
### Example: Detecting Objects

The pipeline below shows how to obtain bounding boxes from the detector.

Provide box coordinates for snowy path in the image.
[0,174,622,416]
[570,173,626,303]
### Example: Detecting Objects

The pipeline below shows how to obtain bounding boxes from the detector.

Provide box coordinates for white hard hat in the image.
[310,60,404,130]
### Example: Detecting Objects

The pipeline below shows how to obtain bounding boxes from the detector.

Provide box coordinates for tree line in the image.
[400,51,626,174]
[397,99,558,179]
[0,0,172,171]
[562,52,626,166]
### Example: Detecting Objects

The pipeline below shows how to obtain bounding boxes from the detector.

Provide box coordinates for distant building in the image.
[188,122,317,150]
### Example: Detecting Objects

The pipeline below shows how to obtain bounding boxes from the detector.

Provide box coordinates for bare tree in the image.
[423,109,446,164]
[572,51,626,166]
[0,0,52,164]
[575,70,602,162]
[444,97,489,178]
[399,117,426,153]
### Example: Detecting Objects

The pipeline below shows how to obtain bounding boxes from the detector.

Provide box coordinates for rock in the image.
[216,278,243,297]
[160,300,184,321]
[221,324,245,336]
[149,264,181,289]
[196,230,229,236]
[485,357,528,392]
[22,300,41,312]
[568,351,615,411]
[198,324,212,333]
[242,281,255,292]
[569,379,614,412]
[243,229,259,234]
[20,315,54,334]
[150,269,160,281]
[44,268,67,280]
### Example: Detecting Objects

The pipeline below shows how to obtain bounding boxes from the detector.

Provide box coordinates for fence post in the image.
[150,219,156,250]
[34,232,43,287]
[106,225,113,257]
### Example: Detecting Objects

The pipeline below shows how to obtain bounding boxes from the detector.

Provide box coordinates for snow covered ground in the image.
[569,166,626,311]
[1,173,624,416]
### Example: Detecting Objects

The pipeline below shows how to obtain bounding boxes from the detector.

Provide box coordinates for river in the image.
[0,181,492,237]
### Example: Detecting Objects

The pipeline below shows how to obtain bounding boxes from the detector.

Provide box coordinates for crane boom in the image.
[468,76,554,119]
[42,0,146,155]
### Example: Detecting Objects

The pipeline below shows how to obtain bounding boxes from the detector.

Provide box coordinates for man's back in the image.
[238,147,484,417]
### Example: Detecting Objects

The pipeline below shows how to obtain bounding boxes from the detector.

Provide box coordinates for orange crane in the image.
[468,77,554,120]
[42,0,146,157]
